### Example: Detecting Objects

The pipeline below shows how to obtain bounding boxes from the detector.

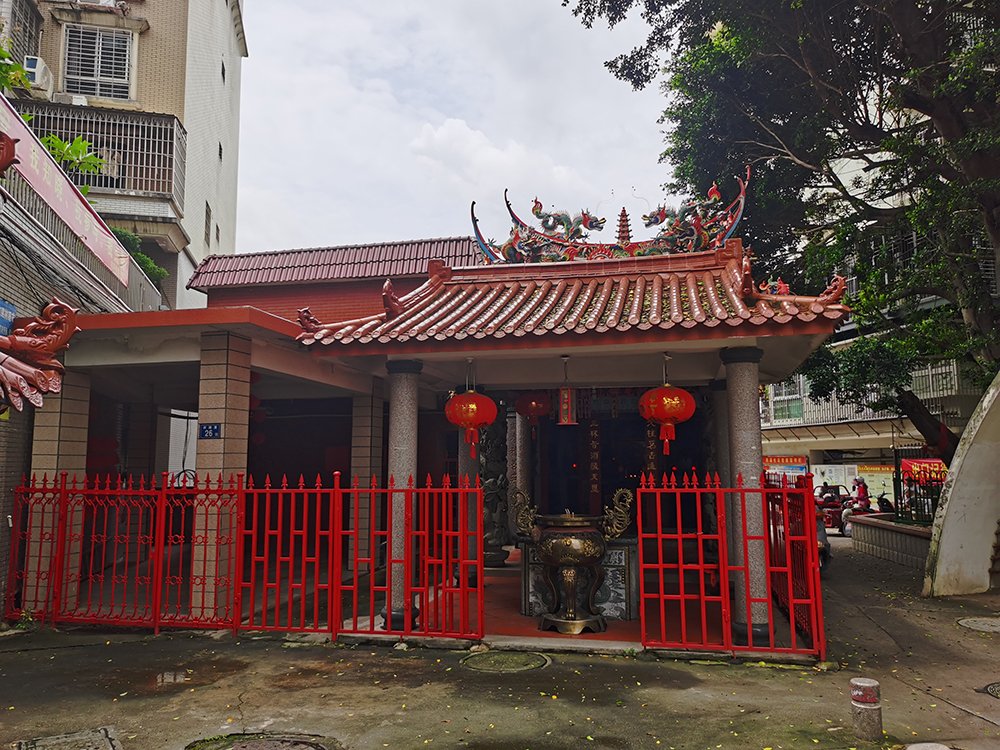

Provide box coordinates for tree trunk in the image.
[896,389,959,467]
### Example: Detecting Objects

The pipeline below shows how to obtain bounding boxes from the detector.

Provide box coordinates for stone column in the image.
[350,379,384,568]
[384,360,421,629]
[721,347,768,646]
[710,380,735,564]
[515,413,530,495]
[192,332,250,620]
[481,413,509,567]
[25,370,91,612]
[505,407,518,538]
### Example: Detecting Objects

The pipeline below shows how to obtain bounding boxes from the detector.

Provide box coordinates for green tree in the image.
[110,227,169,285]
[563,0,1000,463]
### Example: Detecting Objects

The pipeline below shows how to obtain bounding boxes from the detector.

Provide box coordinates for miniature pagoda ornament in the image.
[471,167,750,264]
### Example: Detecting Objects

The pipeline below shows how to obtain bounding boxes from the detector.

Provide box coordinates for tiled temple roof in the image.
[297,240,849,349]
[187,237,479,290]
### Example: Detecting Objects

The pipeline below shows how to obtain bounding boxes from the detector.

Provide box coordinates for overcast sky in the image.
[234,1,672,255]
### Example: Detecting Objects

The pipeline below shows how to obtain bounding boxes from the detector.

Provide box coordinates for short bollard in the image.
[850,677,883,741]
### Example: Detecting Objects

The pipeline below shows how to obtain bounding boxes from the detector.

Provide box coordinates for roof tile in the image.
[187,237,480,290]
[298,247,849,349]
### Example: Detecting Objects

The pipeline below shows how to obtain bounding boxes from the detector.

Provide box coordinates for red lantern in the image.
[444,390,498,458]
[515,391,550,437]
[638,384,696,455]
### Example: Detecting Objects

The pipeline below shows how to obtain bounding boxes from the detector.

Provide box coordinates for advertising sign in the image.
[0,95,130,284]
[810,464,859,491]
[0,298,15,336]
[857,464,896,505]
[763,456,808,477]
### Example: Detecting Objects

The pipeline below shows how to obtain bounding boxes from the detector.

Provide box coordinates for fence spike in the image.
[298,474,305,490]
[442,474,451,489]
[425,473,434,489]
[369,474,377,489]
[315,473,323,489]
[668,472,677,489]
[278,474,287,490]
[735,472,744,488]
[474,474,482,489]
[353,475,360,490]
[388,475,396,490]
[407,474,414,489]
[264,474,272,489]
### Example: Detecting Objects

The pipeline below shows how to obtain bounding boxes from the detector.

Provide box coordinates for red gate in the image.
[239,472,483,639]
[6,473,240,631]
[638,472,825,659]
[7,472,484,641]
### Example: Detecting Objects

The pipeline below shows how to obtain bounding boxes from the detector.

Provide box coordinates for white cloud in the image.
[236,1,673,253]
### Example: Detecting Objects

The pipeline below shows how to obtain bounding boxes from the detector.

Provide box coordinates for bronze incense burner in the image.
[511,489,632,635]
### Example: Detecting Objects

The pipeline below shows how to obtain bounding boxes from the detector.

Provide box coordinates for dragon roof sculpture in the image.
[472,168,750,264]
[0,298,79,414]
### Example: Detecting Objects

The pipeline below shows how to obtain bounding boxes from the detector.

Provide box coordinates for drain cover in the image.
[186,736,336,750]
[231,742,328,750]
[984,683,1000,699]
[957,617,1000,633]
[462,651,550,673]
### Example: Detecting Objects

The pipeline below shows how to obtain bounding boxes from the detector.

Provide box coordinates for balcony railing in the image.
[12,100,186,214]
[2,168,162,312]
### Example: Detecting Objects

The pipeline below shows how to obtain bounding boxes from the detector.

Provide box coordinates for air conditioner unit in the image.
[23,56,53,101]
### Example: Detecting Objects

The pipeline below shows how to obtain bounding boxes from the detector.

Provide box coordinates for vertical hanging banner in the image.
[588,418,601,513]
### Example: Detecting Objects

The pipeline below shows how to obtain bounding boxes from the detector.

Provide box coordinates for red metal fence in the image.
[7,473,240,632]
[7,472,483,640]
[637,472,825,659]
[239,473,482,638]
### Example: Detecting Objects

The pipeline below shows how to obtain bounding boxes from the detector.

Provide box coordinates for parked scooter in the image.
[840,490,893,537]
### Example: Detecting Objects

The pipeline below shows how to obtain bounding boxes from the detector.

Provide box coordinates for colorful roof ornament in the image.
[471,168,750,264]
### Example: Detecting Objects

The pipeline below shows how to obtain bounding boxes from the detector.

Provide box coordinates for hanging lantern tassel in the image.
[466,427,479,458]
[659,423,676,454]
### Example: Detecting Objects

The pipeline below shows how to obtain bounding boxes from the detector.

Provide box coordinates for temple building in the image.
[10,179,848,655]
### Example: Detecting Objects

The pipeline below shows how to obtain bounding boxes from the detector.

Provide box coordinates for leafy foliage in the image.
[40,134,106,197]
[563,0,1000,448]
[111,227,169,285]
[0,42,29,91]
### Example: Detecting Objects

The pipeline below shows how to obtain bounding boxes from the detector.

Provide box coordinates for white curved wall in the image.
[924,371,1000,596]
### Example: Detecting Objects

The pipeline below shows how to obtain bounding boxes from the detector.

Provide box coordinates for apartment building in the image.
[1,0,247,309]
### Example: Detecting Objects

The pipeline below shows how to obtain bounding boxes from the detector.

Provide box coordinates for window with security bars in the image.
[8,0,41,66]
[64,25,132,100]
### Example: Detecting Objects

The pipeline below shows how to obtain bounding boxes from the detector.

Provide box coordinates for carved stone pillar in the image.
[480,412,510,566]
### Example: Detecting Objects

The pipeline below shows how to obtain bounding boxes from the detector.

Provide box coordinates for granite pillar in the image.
[515,413,530,494]
[710,380,735,566]
[721,346,768,645]
[506,407,518,538]
[384,359,421,629]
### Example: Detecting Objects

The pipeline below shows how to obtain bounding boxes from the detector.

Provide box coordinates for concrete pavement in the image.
[1,536,999,750]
